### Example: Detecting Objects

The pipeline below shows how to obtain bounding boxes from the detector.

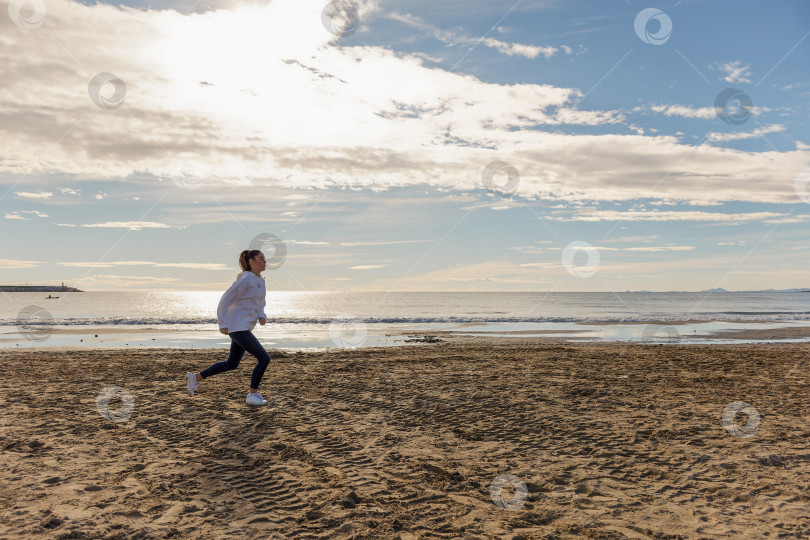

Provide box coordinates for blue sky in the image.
[1,0,809,291]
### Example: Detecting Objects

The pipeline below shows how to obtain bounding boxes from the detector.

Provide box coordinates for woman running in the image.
[186,249,271,406]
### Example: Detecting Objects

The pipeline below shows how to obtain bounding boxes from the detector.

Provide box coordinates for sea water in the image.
[2,291,809,349]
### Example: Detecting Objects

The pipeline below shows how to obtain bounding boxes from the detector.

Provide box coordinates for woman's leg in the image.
[228,330,271,392]
[199,337,245,379]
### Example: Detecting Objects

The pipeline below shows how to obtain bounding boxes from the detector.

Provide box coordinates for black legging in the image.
[200,330,270,389]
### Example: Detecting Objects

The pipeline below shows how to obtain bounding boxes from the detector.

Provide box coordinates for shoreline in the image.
[6,338,810,353]
[4,319,810,350]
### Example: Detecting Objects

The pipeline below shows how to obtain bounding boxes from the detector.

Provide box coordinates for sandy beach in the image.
[1,341,808,539]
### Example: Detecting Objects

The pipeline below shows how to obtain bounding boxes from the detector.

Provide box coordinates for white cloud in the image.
[547,210,805,223]
[622,245,694,252]
[716,60,752,84]
[510,246,558,253]
[766,216,810,224]
[684,199,723,206]
[0,0,807,207]
[572,45,587,57]
[602,235,658,244]
[0,258,39,268]
[14,191,54,199]
[480,37,557,59]
[4,210,49,219]
[512,243,693,253]
[707,124,785,143]
[340,239,433,246]
[552,108,624,125]
[389,11,560,59]
[60,187,80,195]
[57,261,229,269]
[650,105,714,119]
[349,264,384,269]
[57,221,181,230]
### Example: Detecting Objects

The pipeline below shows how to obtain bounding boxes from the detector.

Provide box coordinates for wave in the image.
[717,311,800,316]
[5,312,810,326]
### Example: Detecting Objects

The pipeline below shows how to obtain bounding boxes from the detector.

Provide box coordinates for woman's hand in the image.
[258,317,266,326]
[219,328,229,335]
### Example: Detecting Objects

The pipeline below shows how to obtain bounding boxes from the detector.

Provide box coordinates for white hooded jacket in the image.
[217,271,267,333]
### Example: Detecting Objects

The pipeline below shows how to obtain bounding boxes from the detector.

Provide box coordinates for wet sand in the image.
[1,342,808,539]
[0,327,181,345]
[698,326,810,340]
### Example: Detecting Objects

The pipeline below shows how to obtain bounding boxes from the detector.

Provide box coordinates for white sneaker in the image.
[246,392,268,406]
[186,372,199,396]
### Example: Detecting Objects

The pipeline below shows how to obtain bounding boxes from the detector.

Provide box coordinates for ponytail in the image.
[237,249,262,277]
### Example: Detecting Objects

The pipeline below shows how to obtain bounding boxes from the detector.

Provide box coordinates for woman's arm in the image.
[257,277,267,325]
[217,277,248,330]
[258,285,267,320]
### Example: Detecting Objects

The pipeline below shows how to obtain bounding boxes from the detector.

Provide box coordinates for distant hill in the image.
[715,288,810,293]
[753,288,810,293]
[0,283,83,292]
[624,288,810,293]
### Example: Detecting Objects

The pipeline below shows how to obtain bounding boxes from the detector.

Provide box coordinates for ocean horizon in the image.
[4,285,810,293]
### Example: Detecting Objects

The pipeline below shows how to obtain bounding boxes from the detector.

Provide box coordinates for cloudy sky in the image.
[1,0,809,292]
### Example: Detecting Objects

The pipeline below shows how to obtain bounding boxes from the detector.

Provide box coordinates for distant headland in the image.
[0,281,83,292]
